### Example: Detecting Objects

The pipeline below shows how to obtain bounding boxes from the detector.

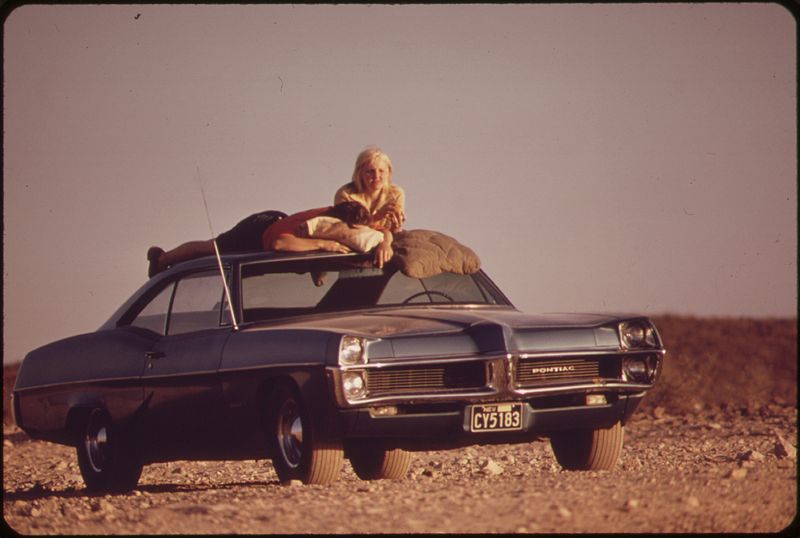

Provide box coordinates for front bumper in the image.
[336,391,645,450]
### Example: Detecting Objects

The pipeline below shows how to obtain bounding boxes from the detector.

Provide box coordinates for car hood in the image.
[304,307,615,331]
[249,307,628,360]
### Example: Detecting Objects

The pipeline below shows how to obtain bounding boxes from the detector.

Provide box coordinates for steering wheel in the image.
[402,291,455,304]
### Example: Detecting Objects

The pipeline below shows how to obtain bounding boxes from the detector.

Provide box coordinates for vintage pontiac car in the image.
[13,246,664,492]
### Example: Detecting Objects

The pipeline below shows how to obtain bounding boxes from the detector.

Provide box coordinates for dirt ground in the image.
[3,316,797,534]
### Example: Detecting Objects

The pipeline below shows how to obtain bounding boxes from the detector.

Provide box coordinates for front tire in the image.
[267,383,343,485]
[76,408,143,493]
[348,442,411,480]
[549,421,624,471]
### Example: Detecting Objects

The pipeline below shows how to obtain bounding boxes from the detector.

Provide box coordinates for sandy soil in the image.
[3,405,796,534]
[3,316,797,534]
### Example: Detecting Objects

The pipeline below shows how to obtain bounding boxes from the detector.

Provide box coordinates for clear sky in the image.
[3,3,797,364]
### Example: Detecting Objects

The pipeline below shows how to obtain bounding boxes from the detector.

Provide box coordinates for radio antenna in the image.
[196,166,240,331]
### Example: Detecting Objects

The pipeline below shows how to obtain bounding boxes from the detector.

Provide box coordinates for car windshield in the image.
[239,258,508,322]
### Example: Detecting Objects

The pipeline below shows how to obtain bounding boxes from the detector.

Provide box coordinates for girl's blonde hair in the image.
[351,147,393,192]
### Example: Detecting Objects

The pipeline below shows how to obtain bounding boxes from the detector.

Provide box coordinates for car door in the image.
[133,270,234,460]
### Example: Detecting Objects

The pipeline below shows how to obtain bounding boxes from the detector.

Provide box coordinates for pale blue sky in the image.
[3,3,797,364]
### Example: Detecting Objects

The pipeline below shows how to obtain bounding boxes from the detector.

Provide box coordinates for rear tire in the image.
[76,408,143,493]
[549,421,624,471]
[267,383,343,485]
[349,442,411,480]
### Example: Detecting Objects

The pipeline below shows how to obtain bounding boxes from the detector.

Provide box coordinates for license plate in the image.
[469,403,523,432]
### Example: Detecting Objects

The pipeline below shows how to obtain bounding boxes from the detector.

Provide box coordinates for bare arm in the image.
[373,229,393,268]
[371,187,406,232]
[271,233,351,253]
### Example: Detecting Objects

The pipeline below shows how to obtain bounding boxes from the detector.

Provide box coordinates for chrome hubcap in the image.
[85,411,109,473]
[277,400,304,468]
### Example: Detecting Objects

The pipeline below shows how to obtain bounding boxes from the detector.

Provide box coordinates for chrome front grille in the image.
[366,362,487,397]
[515,356,608,386]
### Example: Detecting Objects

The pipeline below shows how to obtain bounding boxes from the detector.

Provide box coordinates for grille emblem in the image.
[531,365,576,375]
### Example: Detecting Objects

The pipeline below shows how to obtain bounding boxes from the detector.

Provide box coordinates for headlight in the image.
[342,371,367,400]
[619,320,657,349]
[623,355,660,383]
[339,335,366,366]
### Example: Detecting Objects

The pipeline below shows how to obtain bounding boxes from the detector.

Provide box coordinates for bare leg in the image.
[158,240,215,270]
[148,239,215,277]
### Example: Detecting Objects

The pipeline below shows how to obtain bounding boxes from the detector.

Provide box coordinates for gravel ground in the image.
[3,403,796,534]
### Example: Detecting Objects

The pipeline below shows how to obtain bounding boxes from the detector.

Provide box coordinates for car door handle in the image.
[145,351,165,360]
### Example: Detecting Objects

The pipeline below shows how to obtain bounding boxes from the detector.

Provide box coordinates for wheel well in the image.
[256,375,299,431]
[65,406,94,445]
[254,368,341,442]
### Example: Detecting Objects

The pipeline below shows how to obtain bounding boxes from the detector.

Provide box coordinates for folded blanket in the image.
[391,229,481,278]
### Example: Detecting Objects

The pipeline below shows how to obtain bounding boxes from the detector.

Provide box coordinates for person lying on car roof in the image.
[146,201,370,278]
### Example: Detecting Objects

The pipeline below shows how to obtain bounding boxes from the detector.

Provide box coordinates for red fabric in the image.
[261,207,329,250]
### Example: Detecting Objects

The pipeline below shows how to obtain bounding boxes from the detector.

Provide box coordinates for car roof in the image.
[101,249,505,332]
[162,250,369,274]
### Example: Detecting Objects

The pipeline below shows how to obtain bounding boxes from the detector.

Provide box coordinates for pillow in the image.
[305,216,384,253]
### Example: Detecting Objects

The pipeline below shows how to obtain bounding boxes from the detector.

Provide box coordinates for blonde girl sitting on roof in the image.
[334,147,406,268]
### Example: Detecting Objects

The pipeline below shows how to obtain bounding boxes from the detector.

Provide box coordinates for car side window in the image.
[167,272,229,335]
[130,284,174,335]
